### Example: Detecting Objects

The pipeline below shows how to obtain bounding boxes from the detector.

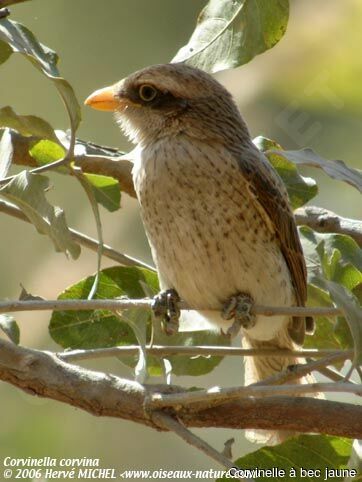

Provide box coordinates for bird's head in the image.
[85,63,250,148]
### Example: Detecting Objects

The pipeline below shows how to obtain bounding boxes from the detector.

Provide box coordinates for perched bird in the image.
[85,63,314,444]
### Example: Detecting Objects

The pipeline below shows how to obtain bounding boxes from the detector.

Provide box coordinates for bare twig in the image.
[0,338,361,438]
[250,350,353,387]
[62,344,356,391]
[254,306,343,317]
[0,199,154,270]
[59,345,353,362]
[295,206,362,247]
[315,365,357,384]
[0,298,152,313]
[0,297,344,317]
[152,412,247,481]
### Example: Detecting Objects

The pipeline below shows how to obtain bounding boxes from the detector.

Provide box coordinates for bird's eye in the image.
[139,84,157,102]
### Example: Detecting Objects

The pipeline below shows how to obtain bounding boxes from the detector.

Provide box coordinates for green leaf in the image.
[0,38,11,64]
[0,170,80,258]
[173,0,289,73]
[334,316,355,352]
[0,314,20,344]
[299,227,362,364]
[304,284,345,356]
[29,139,66,167]
[272,148,362,194]
[49,266,158,349]
[83,173,120,212]
[217,435,353,482]
[0,128,13,178]
[321,279,362,367]
[0,18,80,134]
[254,136,318,209]
[0,106,57,141]
[49,266,230,376]
[299,227,362,287]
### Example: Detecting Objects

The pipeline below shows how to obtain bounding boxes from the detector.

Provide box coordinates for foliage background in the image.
[0,0,361,476]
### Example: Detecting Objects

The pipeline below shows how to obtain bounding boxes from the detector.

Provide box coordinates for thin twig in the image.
[149,382,362,410]
[0,199,154,270]
[315,365,357,384]
[152,412,248,481]
[59,345,352,362]
[256,306,343,317]
[250,350,353,387]
[0,297,343,317]
[0,298,152,313]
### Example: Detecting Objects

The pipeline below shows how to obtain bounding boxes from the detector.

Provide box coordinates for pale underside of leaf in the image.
[0,314,20,344]
[272,148,362,194]
[0,128,13,179]
[0,170,80,258]
[0,106,57,141]
[0,18,80,134]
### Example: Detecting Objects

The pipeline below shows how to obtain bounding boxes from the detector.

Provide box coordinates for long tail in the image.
[242,330,317,445]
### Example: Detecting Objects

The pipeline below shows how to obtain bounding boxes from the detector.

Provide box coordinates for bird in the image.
[85,63,315,444]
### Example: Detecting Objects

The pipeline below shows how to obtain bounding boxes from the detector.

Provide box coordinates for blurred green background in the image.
[0,0,361,479]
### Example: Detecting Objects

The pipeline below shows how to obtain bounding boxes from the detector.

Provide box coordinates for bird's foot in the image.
[151,289,181,336]
[221,292,256,337]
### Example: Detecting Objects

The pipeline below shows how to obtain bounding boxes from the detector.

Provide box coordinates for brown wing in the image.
[237,146,310,344]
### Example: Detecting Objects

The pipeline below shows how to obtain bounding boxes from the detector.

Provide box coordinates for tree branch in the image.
[295,206,362,247]
[0,338,361,438]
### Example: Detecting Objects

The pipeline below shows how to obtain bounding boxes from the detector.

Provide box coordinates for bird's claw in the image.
[151,289,181,336]
[221,292,256,337]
